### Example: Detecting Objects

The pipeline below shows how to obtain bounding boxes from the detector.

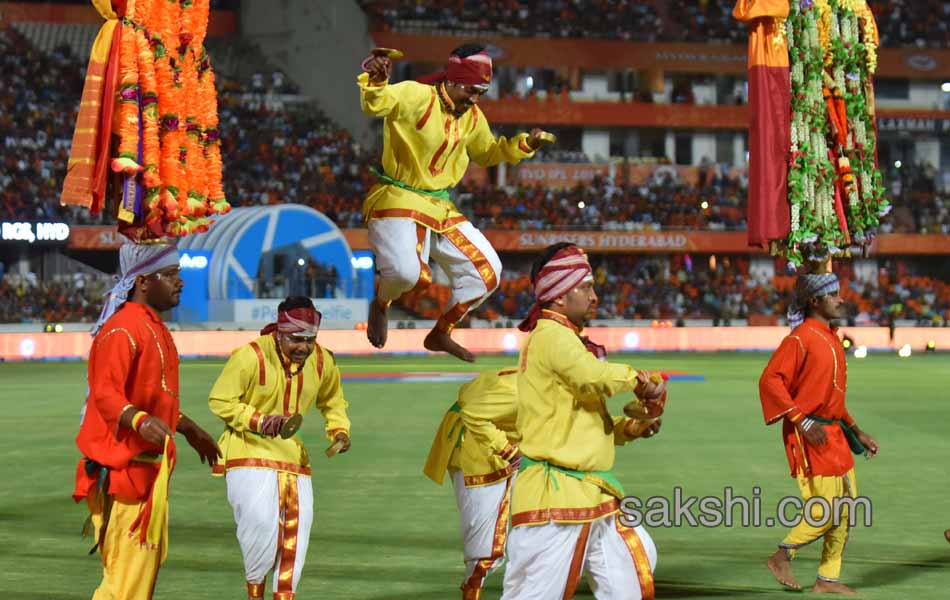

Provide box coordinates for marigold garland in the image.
[108,0,227,238]
[112,0,142,175]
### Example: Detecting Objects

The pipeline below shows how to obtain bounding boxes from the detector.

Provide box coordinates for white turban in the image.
[92,239,180,336]
[787,273,840,330]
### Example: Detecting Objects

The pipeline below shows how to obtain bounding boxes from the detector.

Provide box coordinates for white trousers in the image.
[226,468,314,596]
[451,470,513,592]
[501,515,657,600]
[368,218,502,325]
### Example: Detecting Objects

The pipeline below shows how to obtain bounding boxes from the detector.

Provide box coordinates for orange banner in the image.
[0,2,236,36]
[343,228,950,255]
[479,97,950,129]
[69,225,950,256]
[484,230,757,254]
[514,163,614,188]
[870,233,950,255]
[479,98,749,129]
[68,226,125,250]
[374,32,748,73]
[373,32,950,79]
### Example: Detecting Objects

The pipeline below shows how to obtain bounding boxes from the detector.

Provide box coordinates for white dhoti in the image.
[451,469,513,597]
[226,468,314,599]
[368,218,502,330]
[501,514,657,600]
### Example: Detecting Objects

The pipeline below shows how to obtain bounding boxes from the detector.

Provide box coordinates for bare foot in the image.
[812,579,858,595]
[424,327,475,362]
[766,548,801,590]
[367,299,388,348]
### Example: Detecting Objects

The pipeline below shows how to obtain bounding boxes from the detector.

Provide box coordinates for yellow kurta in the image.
[357,72,535,232]
[423,368,521,488]
[513,317,644,527]
[209,334,350,477]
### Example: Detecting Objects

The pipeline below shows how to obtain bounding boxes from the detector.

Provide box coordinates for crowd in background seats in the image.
[0,272,108,324]
[882,161,950,235]
[4,28,948,236]
[0,30,105,225]
[216,76,373,229]
[362,0,950,48]
[869,0,950,48]
[396,256,950,327]
[360,0,663,41]
[2,253,945,325]
[464,172,747,232]
[663,0,743,43]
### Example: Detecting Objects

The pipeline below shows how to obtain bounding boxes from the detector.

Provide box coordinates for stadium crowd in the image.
[3,251,946,326]
[3,12,949,326]
[465,172,747,232]
[396,255,950,327]
[361,0,950,48]
[4,28,948,236]
[360,0,663,41]
[0,272,107,324]
[0,30,99,225]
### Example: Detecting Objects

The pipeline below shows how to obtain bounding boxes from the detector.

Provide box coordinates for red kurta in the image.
[74,302,181,501]
[759,318,855,477]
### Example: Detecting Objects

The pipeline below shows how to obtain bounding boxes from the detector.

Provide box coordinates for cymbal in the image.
[325,438,346,458]
[371,47,404,59]
[279,413,303,439]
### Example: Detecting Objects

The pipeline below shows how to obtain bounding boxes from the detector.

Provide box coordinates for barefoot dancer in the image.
[358,43,553,362]
[760,273,880,595]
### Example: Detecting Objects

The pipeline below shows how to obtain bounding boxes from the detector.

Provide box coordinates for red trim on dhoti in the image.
[562,522,592,599]
[212,458,312,477]
[616,517,655,600]
[435,226,498,332]
[276,472,300,596]
[367,209,467,234]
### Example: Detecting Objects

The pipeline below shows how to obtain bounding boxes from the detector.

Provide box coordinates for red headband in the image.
[260,306,322,337]
[416,51,493,87]
[447,52,492,86]
[517,246,592,332]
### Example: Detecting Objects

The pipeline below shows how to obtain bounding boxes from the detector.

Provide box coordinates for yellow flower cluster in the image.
[838,0,879,73]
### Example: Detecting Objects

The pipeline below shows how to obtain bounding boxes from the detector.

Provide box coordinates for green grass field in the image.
[1,352,948,599]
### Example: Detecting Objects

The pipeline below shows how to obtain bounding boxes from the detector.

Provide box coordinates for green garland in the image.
[784,0,889,268]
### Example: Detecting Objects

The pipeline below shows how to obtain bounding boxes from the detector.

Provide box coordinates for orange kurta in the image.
[74,302,181,501]
[759,318,855,477]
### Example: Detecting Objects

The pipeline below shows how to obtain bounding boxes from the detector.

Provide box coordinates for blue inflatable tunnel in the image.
[179,205,355,299]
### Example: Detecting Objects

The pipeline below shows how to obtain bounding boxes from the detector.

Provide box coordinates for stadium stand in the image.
[396,256,950,326]
[3,26,946,234]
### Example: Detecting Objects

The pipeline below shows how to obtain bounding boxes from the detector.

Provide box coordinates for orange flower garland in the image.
[112,0,142,175]
[199,50,228,215]
[107,0,227,237]
[133,0,160,190]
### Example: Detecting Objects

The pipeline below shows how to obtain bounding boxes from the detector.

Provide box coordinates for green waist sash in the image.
[520,455,625,499]
[369,166,451,201]
[809,415,866,455]
[446,401,465,449]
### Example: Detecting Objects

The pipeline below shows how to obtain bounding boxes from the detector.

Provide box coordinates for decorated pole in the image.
[734,0,889,272]
[60,0,229,241]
